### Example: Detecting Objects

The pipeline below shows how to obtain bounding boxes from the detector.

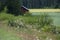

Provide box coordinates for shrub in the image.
[0,13,15,21]
[24,12,32,16]
[8,18,27,29]
[41,25,56,32]
[35,14,54,30]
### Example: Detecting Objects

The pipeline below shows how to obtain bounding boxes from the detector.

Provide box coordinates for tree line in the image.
[0,0,22,16]
[22,0,60,8]
[0,0,60,15]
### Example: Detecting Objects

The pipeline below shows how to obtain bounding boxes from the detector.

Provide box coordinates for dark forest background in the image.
[0,0,60,15]
[0,0,60,9]
[22,0,60,8]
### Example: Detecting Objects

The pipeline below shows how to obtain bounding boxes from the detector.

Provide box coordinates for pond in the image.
[31,12,60,26]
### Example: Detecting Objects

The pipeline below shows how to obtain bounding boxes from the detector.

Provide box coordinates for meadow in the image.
[0,9,60,40]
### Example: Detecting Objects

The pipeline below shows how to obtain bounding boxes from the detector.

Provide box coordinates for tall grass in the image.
[0,13,15,21]
[0,26,22,40]
[0,12,59,40]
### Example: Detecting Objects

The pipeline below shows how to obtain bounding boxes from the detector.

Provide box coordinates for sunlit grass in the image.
[0,9,60,40]
[0,28,22,40]
[29,9,60,12]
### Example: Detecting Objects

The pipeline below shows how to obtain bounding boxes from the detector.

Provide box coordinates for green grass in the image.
[56,34,60,40]
[0,28,22,40]
[0,11,60,40]
[0,13,15,21]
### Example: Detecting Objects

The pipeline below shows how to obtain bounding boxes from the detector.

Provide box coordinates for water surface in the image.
[32,12,60,26]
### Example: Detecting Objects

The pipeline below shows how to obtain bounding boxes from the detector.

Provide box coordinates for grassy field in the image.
[0,29,22,40]
[0,9,60,40]
[29,9,60,12]
[0,22,23,40]
[0,21,56,40]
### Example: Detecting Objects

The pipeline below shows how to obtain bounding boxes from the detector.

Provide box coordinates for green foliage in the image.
[24,12,32,16]
[0,0,22,15]
[0,13,15,21]
[19,16,39,24]
[56,27,60,34]
[35,14,53,30]
[41,25,55,32]
[7,13,54,32]
[56,34,60,40]
[0,12,58,40]
[40,14,53,26]
[8,17,26,28]
[0,13,54,33]
[6,0,22,16]
[0,26,22,40]
[0,1,5,12]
